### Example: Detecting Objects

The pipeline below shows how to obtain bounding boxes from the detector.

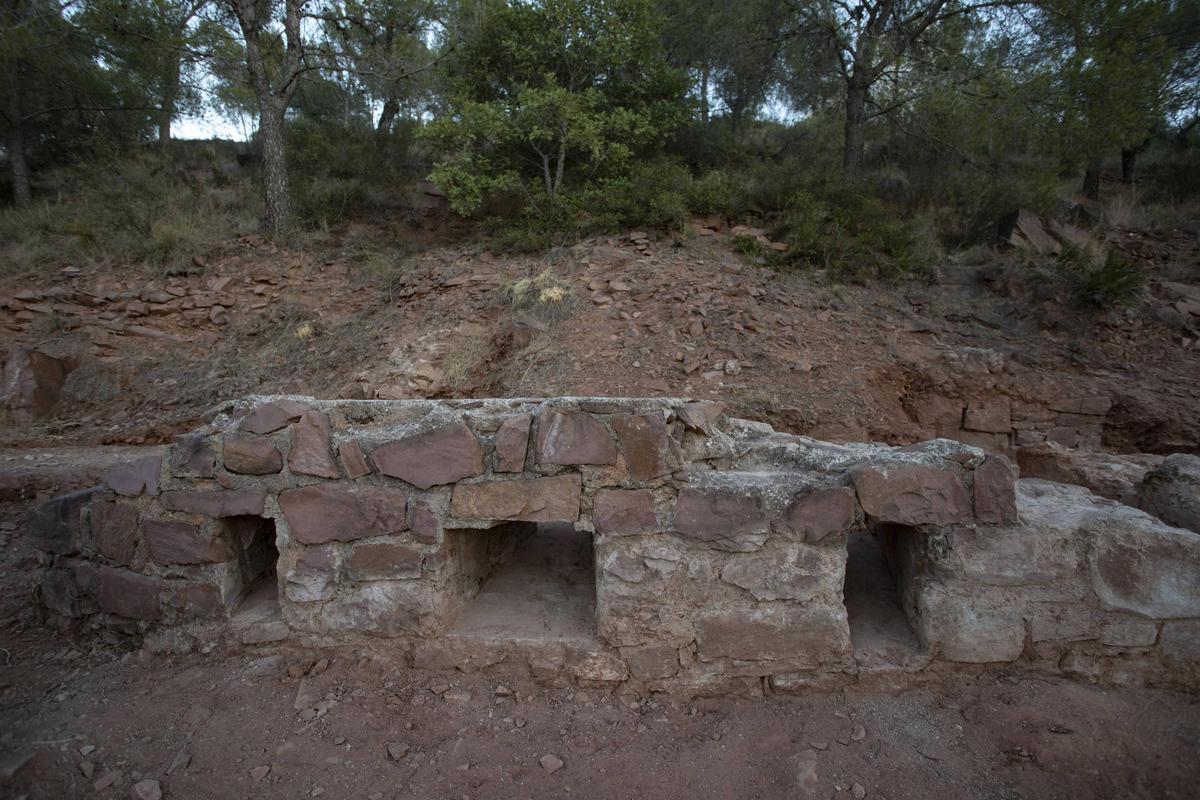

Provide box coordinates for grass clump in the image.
[1058,245,1144,307]
[505,269,578,322]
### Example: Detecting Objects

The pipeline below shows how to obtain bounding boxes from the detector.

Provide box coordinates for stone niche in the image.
[28,396,1200,694]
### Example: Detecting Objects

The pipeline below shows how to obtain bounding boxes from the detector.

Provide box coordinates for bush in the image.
[1058,245,1144,307]
[296,176,368,228]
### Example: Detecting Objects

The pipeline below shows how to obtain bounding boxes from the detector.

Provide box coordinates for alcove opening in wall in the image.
[842,526,924,669]
[225,515,280,624]
[447,522,597,644]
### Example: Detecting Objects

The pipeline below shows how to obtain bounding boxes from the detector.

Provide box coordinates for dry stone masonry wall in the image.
[28,396,1200,694]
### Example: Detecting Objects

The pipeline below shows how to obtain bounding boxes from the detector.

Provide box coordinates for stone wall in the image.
[27,396,1200,693]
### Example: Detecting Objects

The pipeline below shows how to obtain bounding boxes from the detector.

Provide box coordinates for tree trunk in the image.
[700,64,709,125]
[157,58,181,153]
[5,64,30,206]
[258,99,292,235]
[842,79,868,180]
[377,96,400,137]
[1082,161,1101,200]
[1120,149,1136,186]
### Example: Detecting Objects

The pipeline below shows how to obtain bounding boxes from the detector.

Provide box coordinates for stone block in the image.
[104,454,161,497]
[279,484,408,544]
[1100,618,1159,648]
[410,503,440,544]
[1,347,73,420]
[612,412,675,480]
[371,422,484,488]
[338,440,371,479]
[775,487,856,544]
[973,455,1018,524]
[676,401,724,436]
[164,582,223,619]
[1130,453,1200,534]
[593,489,657,535]
[695,605,851,666]
[672,488,768,552]
[622,644,679,680]
[98,567,162,620]
[169,435,216,478]
[1089,523,1200,618]
[917,586,1024,663]
[92,498,139,565]
[318,581,439,636]
[285,546,337,602]
[345,543,422,581]
[29,488,99,555]
[223,435,283,475]
[161,489,266,518]
[288,410,340,479]
[852,463,972,526]
[493,413,531,472]
[1160,620,1200,669]
[963,397,1011,433]
[536,409,617,466]
[719,548,837,602]
[144,519,231,565]
[40,567,97,617]
[450,474,581,522]
[240,400,307,434]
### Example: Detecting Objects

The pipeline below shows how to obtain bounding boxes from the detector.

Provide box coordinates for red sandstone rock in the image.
[963,398,1012,434]
[224,435,283,475]
[611,413,674,480]
[240,400,307,434]
[164,583,222,619]
[279,484,408,544]
[371,423,484,489]
[285,546,337,602]
[852,463,973,526]
[104,454,162,497]
[973,455,1018,524]
[673,488,768,551]
[288,410,340,479]
[169,435,216,478]
[494,413,532,472]
[98,567,162,620]
[144,519,231,565]
[776,487,857,544]
[410,503,439,544]
[676,401,725,435]
[593,489,657,535]
[450,475,581,522]
[28,488,98,555]
[160,489,266,517]
[338,440,371,479]
[1,347,74,420]
[345,543,422,581]
[91,498,139,565]
[536,409,617,466]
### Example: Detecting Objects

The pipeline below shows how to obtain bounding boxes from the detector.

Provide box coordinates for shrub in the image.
[296,176,368,228]
[1058,246,1144,307]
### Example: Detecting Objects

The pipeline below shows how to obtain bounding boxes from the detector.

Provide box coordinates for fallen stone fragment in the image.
[250,765,271,782]
[131,779,162,800]
[93,770,122,791]
[539,753,564,773]
[386,742,409,761]
[1,347,74,421]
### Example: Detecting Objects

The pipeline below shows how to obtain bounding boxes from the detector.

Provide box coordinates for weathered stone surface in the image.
[973,455,1018,524]
[104,454,161,497]
[1016,443,1161,500]
[943,524,1081,593]
[612,413,674,480]
[450,475,581,522]
[169,435,216,478]
[1131,453,1200,534]
[29,488,98,555]
[912,394,965,436]
[1089,523,1200,618]
[288,410,340,479]
[776,487,856,544]
[1100,618,1159,648]
[346,543,422,581]
[319,581,437,636]
[696,605,851,665]
[279,484,408,544]
[720,549,833,602]
[164,582,222,619]
[40,567,97,617]
[338,440,371,479]
[676,402,725,436]
[494,413,532,472]
[917,586,1025,663]
[144,519,231,565]
[536,409,617,466]
[91,498,139,565]
[1160,620,1200,669]
[1,347,73,420]
[409,503,439,544]
[672,488,768,551]
[622,644,679,680]
[161,489,266,518]
[240,401,307,434]
[285,546,337,602]
[371,423,484,488]
[852,463,972,526]
[223,435,283,475]
[593,489,657,535]
[98,567,161,620]
[963,397,1011,433]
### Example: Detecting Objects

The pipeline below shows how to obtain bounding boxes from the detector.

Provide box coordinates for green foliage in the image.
[1058,245,1145,307]
[0,152,260,274]
[424,0,689,216]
